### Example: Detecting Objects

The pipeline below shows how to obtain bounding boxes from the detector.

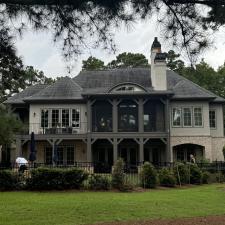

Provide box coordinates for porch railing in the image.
[1,161,225,173]
[19,122,88,135]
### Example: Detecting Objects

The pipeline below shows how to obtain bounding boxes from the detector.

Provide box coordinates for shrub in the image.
[189,164,203,184]
[202,171,211,184]
[112,158,125,190]
[88,174,111,190]
[63,168,88,189]
[159,168,176,187]
[173,162,189,185]
[26,167,88,190]
[0,170,18,191]
[140,162,158,188]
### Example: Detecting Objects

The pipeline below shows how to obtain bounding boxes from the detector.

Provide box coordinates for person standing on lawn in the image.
[15,157,28,174]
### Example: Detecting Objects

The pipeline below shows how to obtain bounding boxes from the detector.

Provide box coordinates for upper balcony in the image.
[20,122,87,135]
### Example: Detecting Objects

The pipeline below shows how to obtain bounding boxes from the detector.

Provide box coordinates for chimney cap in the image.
[151,37,161,49]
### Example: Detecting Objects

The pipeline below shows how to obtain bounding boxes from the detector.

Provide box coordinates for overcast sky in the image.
[15,19,225,79]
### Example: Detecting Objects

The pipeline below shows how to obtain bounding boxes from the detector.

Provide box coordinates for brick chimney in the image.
[151,37,167,91]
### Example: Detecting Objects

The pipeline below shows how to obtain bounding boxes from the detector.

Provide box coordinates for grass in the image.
[1,184,225,225]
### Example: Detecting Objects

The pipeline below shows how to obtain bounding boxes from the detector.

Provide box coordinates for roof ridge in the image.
[78,66,150,73]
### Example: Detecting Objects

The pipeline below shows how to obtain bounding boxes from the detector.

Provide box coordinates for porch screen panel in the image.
[92,100,112,132]
[62,109,69,127]
[52,109,60,127]
[118,100,138,132]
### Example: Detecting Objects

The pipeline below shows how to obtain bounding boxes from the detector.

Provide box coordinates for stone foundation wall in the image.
[170,136,212,161]
[211,137,225,161]
[171,136,225,162]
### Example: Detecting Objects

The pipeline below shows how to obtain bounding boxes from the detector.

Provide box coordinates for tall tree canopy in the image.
[81,52,149,70]
[82,57,105,70]
[107,52,149,69]
[0,105,22,146]
[0,0,224,64]
[0,51,54,103]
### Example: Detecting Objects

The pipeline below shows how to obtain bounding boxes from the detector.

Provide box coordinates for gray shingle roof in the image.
[4,84,48,104]
[5,67,225,104]
[74,68,224,102]
[24,77,83,102]
[74,67,152,90]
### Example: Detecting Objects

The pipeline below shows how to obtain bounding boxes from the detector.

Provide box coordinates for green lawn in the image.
[1,184,225,225]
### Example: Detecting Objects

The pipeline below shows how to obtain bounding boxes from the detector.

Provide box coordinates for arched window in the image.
[110,83,146,93]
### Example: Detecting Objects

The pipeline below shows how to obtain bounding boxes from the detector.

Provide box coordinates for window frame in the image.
[182,107,192,127]
[209,109,217,129]
[40,108,81,128]
[171,107,182,127]
[193,106,203,127]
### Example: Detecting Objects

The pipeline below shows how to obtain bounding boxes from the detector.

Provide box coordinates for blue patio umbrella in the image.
[29,132,36,162]
[53,143,58,164]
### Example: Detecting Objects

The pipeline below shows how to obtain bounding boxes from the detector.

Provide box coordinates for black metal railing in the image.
[18,122,88,135]
[2,161,225,173]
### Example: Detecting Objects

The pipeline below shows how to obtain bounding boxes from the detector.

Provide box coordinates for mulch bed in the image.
[92,215,225,225]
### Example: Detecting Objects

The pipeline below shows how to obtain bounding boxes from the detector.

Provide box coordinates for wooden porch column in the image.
[113,138,118,164]
[87,100,92,133]
[112,99,118,133]
[139,138,144,163]
[138,98,144,133]
[86,136,92,162]
[165,98,171,162]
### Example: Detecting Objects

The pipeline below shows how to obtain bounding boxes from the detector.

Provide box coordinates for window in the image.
[194,107,203,127]
[111,84,145,92]
[209,110,216,128]
[62,109,69,127]
[41,109,49,128]
[45,147,52,164]
[72,109,80,128]
[67,146,75,164]
[52,109,60,127]
[172,108,181,127]
[183,107,192,127]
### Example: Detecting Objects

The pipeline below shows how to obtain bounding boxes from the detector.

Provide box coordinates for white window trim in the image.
[182,107,192,127]
[209,108,217,130]
[171,107,182,127]
[40,108,81,129]
[193,106,204,128]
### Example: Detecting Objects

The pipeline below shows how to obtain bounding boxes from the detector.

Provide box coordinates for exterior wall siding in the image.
[209,104,224,137]
[170,101,210,136]
[20,140,87,163]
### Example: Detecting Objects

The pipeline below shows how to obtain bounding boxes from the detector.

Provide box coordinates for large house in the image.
[3,38,225,170]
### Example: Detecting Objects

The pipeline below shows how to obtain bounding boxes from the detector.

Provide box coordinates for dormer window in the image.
[110,83,146,93]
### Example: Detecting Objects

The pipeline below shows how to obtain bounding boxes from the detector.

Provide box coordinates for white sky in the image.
[15,19,225,79]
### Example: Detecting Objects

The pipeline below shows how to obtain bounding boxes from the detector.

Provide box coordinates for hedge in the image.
[26,167,88,190]
[0,170,18,191]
